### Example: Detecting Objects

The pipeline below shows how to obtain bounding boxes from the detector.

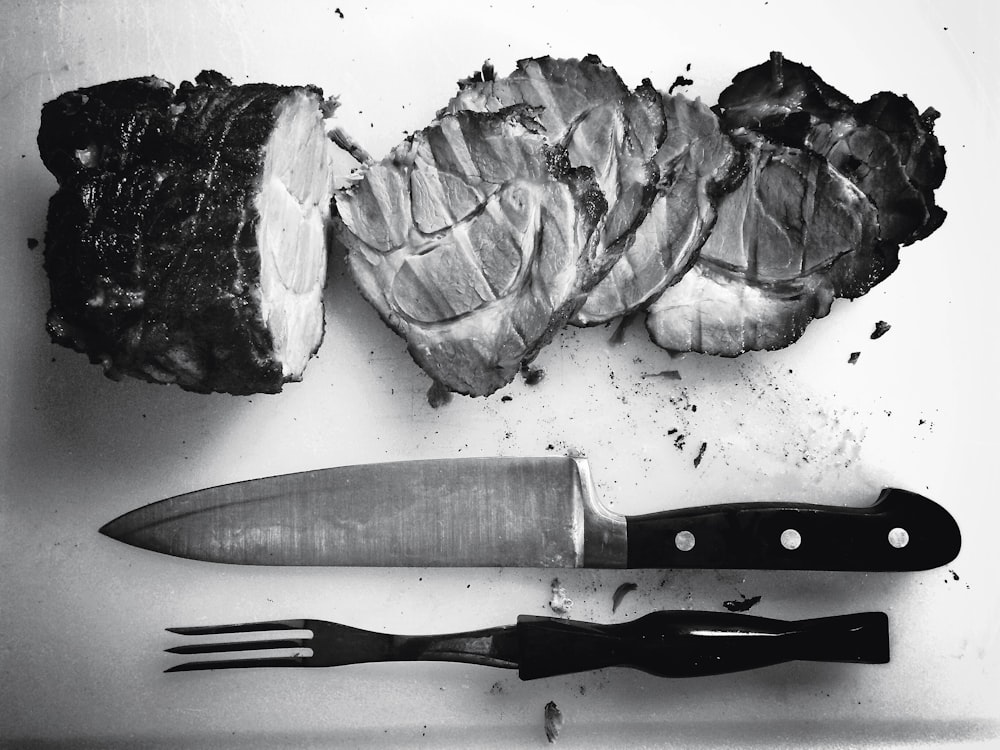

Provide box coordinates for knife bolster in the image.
[573,457,628,568]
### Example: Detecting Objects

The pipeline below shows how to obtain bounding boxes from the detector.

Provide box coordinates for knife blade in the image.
[99,456,960,570]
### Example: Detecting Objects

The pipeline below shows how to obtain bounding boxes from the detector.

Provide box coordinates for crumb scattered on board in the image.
[521,363,546,385]
[848,351,861,364]
[643,369,681,380]
[693,441,707,467]
[611,582,638,612]
[426,380,452,408]
[723,594,762,612]
[870,320,891,339]
[668,74,694,94]
[544,701,563,743]
[548,578,573,615]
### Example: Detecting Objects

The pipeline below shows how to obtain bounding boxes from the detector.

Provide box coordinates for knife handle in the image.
[624,488,960,571]
[515,610,889,680]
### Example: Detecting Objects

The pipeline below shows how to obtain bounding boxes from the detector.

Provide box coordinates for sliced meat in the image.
[443,56,665,284]
[38,70,335,394]
[574,93,742,324]
[645,133,878,355]
[718,51,947,246]
[646,52,945,356]
[334,106,607,397]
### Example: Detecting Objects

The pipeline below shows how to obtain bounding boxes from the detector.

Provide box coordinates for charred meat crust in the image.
[38,71,328,394]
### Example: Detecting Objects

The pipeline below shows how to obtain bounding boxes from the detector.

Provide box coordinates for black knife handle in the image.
[624,488,960,571]
[515,610,889,680]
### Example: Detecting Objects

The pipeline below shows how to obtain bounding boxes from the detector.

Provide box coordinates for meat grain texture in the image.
[334,101,608,397]
[648,52,946,355]
[335,52,945,395]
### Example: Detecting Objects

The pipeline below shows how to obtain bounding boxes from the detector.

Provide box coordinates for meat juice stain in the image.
[608,311,640,344]
[643,369,682,380]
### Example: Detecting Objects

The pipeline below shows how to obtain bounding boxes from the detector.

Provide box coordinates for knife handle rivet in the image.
[888,527,910,549]
[780,529,802,550]
[674,531,696,552]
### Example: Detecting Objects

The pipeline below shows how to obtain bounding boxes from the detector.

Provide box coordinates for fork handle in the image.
[514,610,889,680]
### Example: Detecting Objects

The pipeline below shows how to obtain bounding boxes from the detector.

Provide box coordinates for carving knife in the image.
[99,456,960,570]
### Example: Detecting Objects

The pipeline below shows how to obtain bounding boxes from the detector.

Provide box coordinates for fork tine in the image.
[166,619,309,636]
[165,656,308,672]
[166,638,309,655]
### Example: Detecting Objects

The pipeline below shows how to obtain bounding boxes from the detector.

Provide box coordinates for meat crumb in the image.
[693,441,707,467]
[544,701,563,743]
[644,369,681,380]
[668,75,694,94]
[521,363,546,385]
[611,582,638,612]
[548,578,573,615]
[723,594,762,612]
[426,380,452,408]
[848,351,861,364]
[870,321,891,339]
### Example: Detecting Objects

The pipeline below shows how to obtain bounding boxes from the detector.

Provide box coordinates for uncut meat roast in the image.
[38,70,337,394]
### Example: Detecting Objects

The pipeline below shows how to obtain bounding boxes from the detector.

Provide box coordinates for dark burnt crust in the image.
[39,72,325,394]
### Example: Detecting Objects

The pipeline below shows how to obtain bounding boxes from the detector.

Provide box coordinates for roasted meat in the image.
[575,93,741,324]
[646,52,946,356]
[39,53,946,397]
[334,105,607,397]
[645,131,878,354]
[440,58,740,327]
[716,51,946,248]
[38,70,335,394]
[442,56,663,280]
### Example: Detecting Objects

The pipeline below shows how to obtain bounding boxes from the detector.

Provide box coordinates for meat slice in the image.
[38,70,335,394]
[717,51,947,248]
[334,106,607,397]
[443,56,665,289]
[645,132,878,354]
[645,52,945,356]
[574,93,742,324]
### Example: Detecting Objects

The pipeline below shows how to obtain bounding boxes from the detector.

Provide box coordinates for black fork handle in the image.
[515,610,889,680]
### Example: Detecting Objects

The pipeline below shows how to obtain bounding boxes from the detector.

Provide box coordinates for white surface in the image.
[2,1,999,747]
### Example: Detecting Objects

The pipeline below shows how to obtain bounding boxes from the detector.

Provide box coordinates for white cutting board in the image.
[2,1,998,747]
